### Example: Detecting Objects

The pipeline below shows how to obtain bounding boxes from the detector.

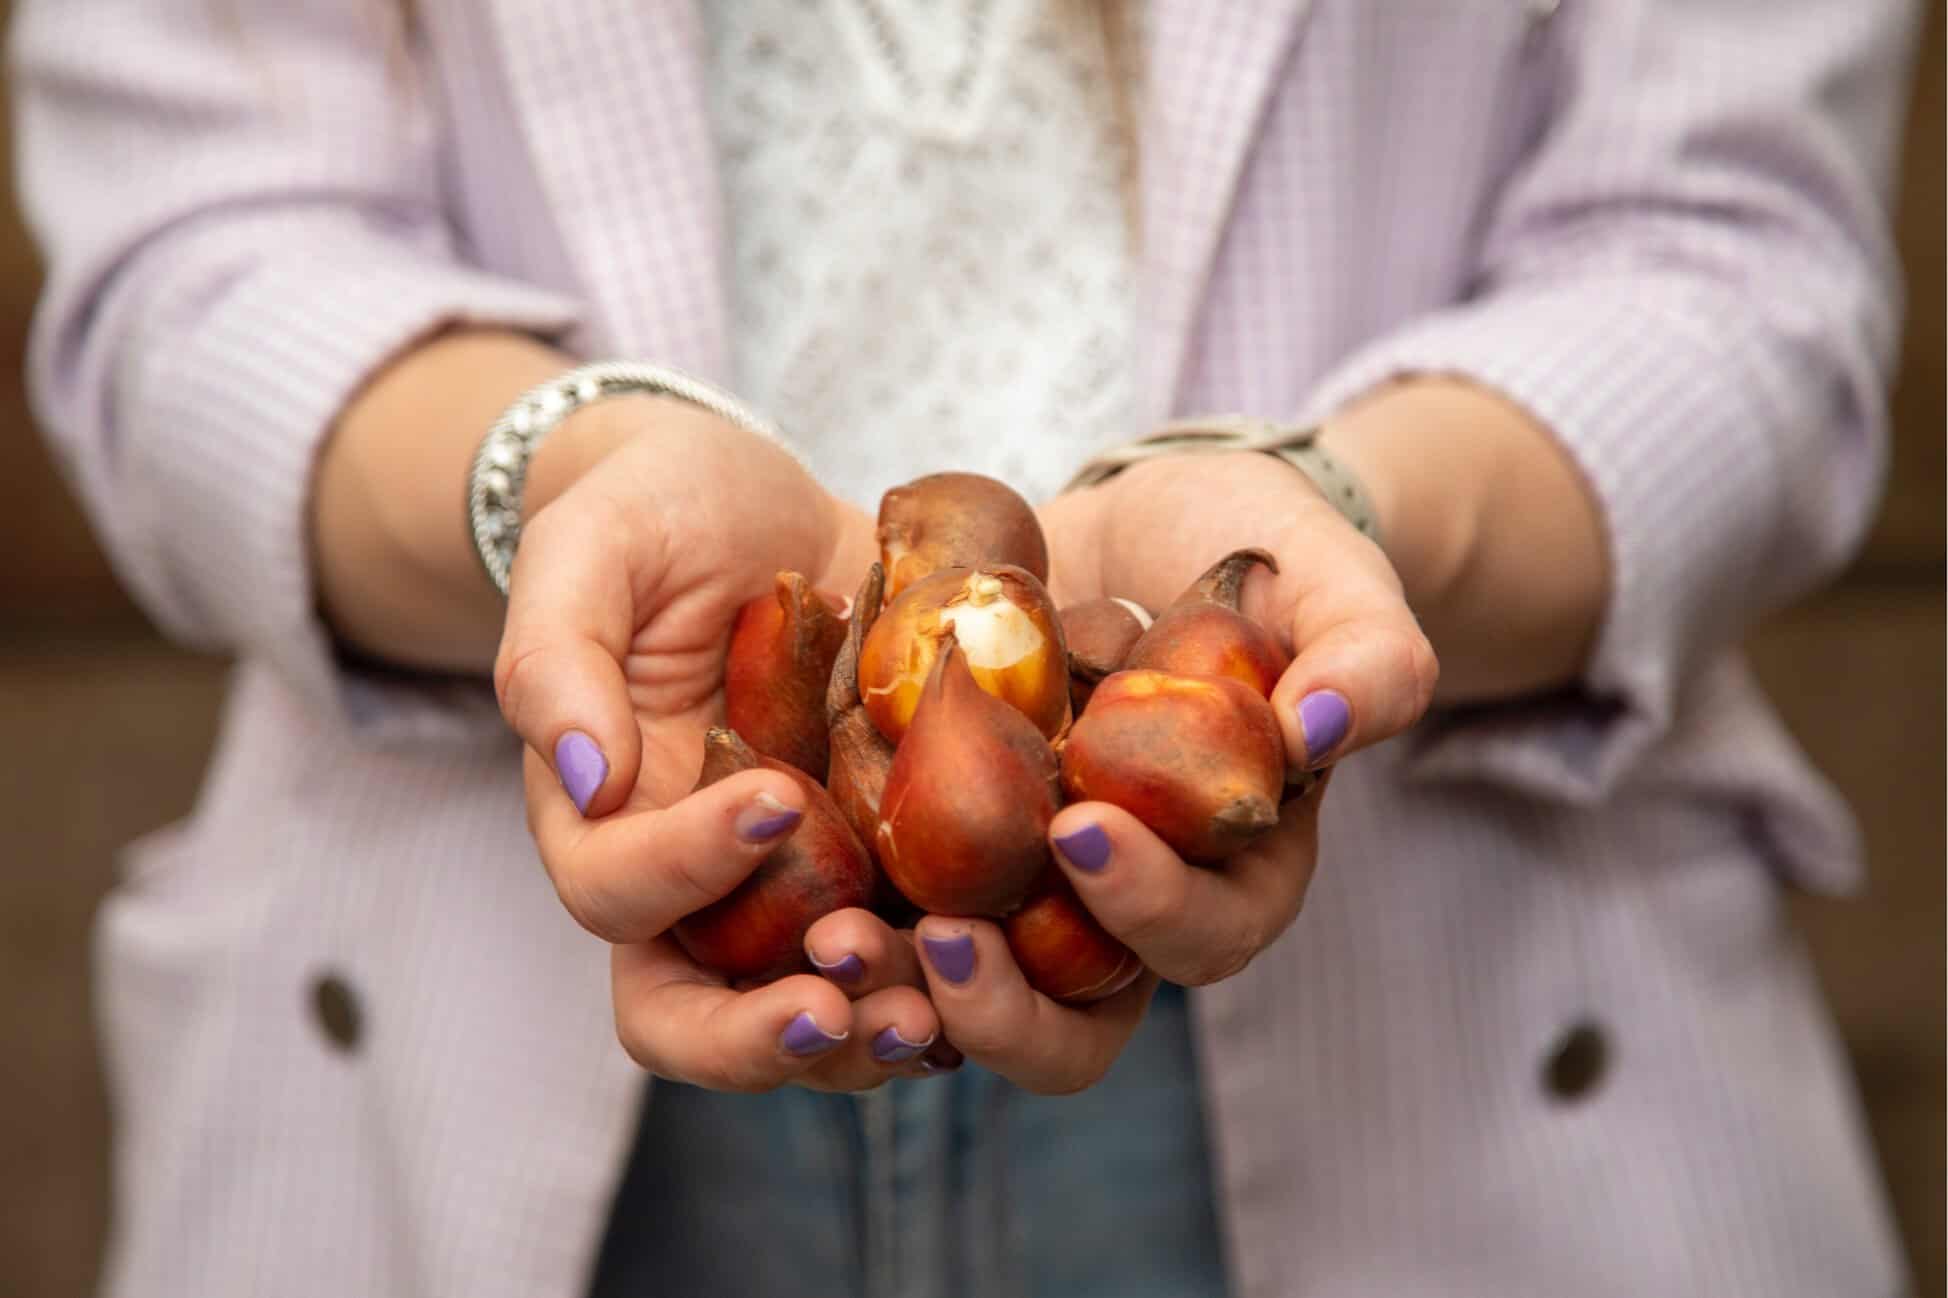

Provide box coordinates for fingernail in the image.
[779,1011,847,1057]
[809,950,865,985]
[1296,690,1350,766]
[921,933,976,986]
[737,792,802,843]
[914,1058,958,1078]
[554,730,607,816]
[871,1026,935,1065]
[1053,822,1112,873]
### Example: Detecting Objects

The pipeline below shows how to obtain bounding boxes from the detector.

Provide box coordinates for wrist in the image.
[1313,381,1486,615]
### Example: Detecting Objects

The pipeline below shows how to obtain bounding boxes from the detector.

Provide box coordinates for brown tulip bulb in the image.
[673,729,877,983]
[1060,670,1285,864]
[723,571,848,780]
[1060,597,1152,714]
[825,563,897,853]
[1123,549,1290,699]
[877,471,1050,600]
[857,564,1070,745]
[876,636,1062,917]
[1005,872,1142,1004]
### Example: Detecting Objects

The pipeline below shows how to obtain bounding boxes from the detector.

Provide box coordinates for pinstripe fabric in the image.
[12,1,1917,1295]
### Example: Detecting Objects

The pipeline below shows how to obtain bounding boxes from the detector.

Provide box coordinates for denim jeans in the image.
[588,982,1230,1298]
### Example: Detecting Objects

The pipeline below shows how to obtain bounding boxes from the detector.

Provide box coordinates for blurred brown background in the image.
[1,8,1942,1298]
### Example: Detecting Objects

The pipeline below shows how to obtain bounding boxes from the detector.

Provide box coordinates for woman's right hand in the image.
[493,399,936,1092]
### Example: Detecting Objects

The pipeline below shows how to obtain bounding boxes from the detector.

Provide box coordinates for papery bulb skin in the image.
[724,571,848,780]
[874,637,1062,917]
[1005,872,1142,1004]
[1122,549,1290,699]
[1059,670,1285,864]
[1060,597,1152,714]
[673,729,877,983]
[877,471,1050,601]
[857,564,1069,745]
[825,563,897,853]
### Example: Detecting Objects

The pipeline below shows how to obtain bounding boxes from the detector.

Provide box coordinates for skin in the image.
[310,328,1606,1094]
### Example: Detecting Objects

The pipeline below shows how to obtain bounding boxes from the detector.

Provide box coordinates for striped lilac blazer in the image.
[13,1,1919,1294]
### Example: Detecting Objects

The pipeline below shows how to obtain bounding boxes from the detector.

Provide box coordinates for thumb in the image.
[1269,565,1439,770]
[493,498,645,818]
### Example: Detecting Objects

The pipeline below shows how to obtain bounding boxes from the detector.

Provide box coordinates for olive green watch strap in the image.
[1063,415,1384,549]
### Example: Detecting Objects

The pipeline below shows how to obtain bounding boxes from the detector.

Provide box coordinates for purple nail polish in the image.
[871,1026,934,1064]
[1053,822,1111,872]
[921,933,976,986]
[779,1011,847,1057]
[1296,690,1350,766]
[809,950,866,985]
[554,730,607,816]
[737,793,803,843]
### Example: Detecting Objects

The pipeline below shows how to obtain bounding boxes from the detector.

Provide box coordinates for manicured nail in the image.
[921,933,976,986]
[872,1026,935,1064]
[554,730,607,816]
[809,950,865,985]
[737,792,802,843]
[914,1058,958,1078]
[779,1011,847,1057]
[1296,690,1350,766]
[1053,822,1112,873]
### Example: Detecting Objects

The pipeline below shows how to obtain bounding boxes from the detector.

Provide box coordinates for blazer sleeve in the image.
[1298,0,1920,803]
[11,0,582,740]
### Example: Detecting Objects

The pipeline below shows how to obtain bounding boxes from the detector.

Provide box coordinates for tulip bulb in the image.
[673,729,877,983]
[825,563,897,853]
[858,564,1070,745]
[1060,597,1152,714]
[1005,872,1142,1004]
[1123,549,1290,699]
[878,471,1050,600]
[875,635,1062,917]
[723,571,848,780]
[1060,670,1285,864]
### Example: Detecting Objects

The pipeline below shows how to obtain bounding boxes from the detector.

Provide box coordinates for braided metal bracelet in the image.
[1062,415,1383,548]
[466,361,790,597]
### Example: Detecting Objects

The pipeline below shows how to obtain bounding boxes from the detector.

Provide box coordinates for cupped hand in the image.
[493,399,919,1092]
[1034,447,1438,987]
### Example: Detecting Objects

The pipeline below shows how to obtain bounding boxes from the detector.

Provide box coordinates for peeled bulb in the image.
[825,563,897,853]
[723,571,848,780]
[858,564,1069,745]
[876,636,1061,917]
[673,729,876,983]
[1123,549,1290,699]
[1060,670,1285,864]
[1060,597,1152,714]
[1004,871,1142,1004]
[878,471,1050,600]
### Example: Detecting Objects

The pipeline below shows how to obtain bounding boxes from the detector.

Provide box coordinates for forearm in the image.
[1317,377,1610,704]
[309,329,637,674]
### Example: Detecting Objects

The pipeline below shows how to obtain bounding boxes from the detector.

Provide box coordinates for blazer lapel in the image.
[1135,0,1316,421]
[489,0,731,378]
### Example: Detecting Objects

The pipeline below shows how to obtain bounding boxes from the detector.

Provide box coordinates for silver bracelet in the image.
[466,361,790,597]
[1063,415,1383,548]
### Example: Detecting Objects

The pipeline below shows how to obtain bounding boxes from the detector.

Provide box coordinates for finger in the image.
[494,494,651,818]
[1271,563,1439,769]
[795,985,943,1092]
[1049,794,1322,986]
[803,908,927,995]
[526,751,806,943]
[913,916,1158,1095]
[612,942,856,1091]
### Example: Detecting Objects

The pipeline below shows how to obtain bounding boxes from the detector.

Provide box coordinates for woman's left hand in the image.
[799,447,1436,1094]
[1029,447,1438,987]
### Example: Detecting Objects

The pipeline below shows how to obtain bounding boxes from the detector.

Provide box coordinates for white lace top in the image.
[702,0,1139,510]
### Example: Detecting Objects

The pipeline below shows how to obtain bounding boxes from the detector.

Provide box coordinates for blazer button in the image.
[1543,1020,1608,1102]
[310,972,363,1055]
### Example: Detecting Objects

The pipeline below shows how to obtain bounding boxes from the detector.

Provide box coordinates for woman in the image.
[14,0,1917,1294]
